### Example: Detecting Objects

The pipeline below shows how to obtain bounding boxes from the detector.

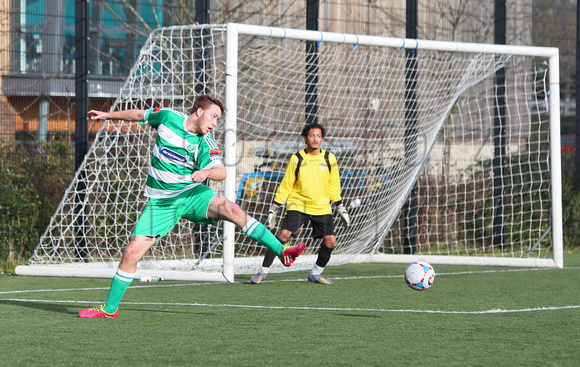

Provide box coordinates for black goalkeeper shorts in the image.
[280,210,335,239]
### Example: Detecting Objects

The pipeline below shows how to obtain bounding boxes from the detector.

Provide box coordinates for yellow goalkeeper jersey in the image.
[273,148,342,215]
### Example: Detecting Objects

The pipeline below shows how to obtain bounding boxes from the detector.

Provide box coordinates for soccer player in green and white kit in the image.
[79,95,305,318]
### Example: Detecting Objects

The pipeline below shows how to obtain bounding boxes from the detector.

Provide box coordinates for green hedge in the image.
[0,140,75,271]
[560,147,580,248]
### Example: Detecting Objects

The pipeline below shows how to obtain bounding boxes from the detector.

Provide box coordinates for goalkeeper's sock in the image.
[242,219,284,258]
[261,248,278,268]
[311,264,324,276]
[103,268,135,314]
[315,244,334,268]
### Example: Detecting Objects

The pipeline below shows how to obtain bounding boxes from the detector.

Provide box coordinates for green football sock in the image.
[243,219,284,258]
[103,269,135,314]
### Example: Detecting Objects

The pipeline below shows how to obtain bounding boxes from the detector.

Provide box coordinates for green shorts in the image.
[132,184,219,238]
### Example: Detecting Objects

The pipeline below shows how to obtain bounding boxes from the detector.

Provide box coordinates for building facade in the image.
[0,1,565,146]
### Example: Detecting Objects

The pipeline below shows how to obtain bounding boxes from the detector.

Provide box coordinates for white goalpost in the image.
[16,23,562,281]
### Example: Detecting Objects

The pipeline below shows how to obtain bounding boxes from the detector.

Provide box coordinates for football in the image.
[404,261,435,291]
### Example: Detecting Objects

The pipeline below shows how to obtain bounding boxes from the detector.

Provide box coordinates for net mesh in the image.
[28,24,555,275]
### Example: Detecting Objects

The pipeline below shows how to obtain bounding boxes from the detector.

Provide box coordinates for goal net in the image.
[16,23,562,281]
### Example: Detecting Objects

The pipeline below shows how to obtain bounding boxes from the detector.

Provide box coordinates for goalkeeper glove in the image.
[337,204,351,228]
[267,203,281,229]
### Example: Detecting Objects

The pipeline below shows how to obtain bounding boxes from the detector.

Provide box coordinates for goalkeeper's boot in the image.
[79,304,118,318]
[280,242,306,267]
[250,271,267,284]
[308,273,334,285]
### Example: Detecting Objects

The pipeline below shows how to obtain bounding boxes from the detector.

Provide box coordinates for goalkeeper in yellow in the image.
[251,123,350,284]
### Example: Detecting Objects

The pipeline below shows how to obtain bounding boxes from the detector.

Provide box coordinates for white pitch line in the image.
[1,298,580,315]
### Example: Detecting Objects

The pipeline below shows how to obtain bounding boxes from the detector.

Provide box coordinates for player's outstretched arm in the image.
[88,109,146,122]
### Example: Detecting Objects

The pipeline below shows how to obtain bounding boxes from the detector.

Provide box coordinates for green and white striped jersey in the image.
[140,107,223,198]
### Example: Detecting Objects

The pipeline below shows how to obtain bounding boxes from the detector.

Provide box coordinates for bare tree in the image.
[88,0,306,75]
[533,0,576,103]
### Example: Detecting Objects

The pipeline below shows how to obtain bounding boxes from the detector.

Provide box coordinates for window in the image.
[15,0,166,77]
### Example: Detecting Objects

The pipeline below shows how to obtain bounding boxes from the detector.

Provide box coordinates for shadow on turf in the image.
[125,307,216,316]
[0,299,74,315]
[1,300,220,317]
[1,299,381,319]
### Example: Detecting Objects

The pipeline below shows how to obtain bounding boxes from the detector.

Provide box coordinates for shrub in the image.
[0,140,75,271]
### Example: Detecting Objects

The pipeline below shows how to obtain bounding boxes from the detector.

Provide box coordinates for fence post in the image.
[403,0,419,254]
[74,0,89,259]
[493,0,507,251]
